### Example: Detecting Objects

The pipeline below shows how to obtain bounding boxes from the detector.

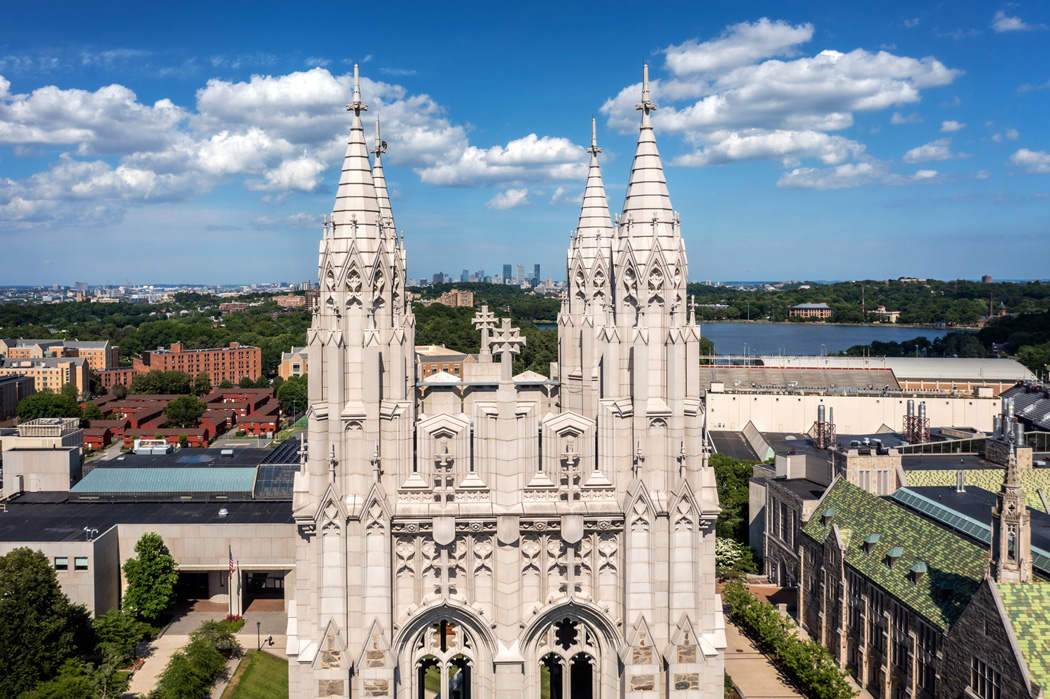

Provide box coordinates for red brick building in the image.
[134,342,262,386]
[95,367,137,390]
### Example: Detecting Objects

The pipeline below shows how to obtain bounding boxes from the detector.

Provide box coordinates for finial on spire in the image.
[372,118,386,156]
[635,63,657,115]
[689,295,697,324]
[587,117,601,156]
[347,63,368,116]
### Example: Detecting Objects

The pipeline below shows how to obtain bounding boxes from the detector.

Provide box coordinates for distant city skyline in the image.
[1,1,1048,285]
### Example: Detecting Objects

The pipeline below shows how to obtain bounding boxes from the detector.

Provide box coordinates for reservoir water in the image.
[695,322,957,356]
[535,321,958,356]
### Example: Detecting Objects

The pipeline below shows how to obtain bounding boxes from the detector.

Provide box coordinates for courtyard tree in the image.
[164,395,206,429]
[122,532,179,623]
[0,548,91,697]
[193,371,212,396]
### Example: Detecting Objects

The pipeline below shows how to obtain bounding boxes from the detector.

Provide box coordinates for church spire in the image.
[332,63,380,232]
[621,63,673,225]
[575,118,613,248]
[371,118,395,233]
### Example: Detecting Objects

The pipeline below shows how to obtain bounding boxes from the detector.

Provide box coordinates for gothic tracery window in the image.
[538,618,598,699]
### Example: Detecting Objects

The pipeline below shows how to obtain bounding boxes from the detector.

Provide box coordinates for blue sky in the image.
[1,1,1049,286]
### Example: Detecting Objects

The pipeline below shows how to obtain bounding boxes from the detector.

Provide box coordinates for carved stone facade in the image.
[289,65,725,698]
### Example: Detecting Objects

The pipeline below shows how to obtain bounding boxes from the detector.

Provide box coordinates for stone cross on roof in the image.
[471,305,498,362]
[491,317,526,382]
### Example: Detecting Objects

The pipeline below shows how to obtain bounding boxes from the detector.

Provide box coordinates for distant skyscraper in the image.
[516,263,525,284]
[533,264,540,282]
[503,264,512,283]
[461,269,469,283]
[432,273,443,284]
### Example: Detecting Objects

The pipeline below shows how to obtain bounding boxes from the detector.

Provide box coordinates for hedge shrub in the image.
[723,580,855,699]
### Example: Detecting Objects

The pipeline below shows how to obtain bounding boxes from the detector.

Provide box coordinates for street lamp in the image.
[257,621,261,652]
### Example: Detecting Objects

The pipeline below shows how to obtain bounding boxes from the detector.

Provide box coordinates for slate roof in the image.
[803,479,987,629]
[996,582,1050,694]
[905,468,1050,512]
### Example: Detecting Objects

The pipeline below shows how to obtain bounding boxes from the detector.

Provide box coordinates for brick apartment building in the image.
[0,357,90,395]
[219,302,247,314]
[435,288,474,308]
[0,338,118,371]
[134,342,261,386]
[275,295,306,308]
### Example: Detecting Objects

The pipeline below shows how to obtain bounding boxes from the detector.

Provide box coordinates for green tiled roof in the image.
[997,582,1050,694]
[803,479,987,629]
[71,467,257,493]
[905,469,1050,511]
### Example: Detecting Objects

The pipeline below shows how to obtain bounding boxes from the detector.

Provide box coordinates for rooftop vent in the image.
[218,508,229,518]
[822,508,837,525]
[221,449,234,457]
[910,561,928,584]
[863,533,881,554]
[885,546,903,568]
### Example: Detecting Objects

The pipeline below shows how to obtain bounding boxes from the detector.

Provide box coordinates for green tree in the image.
[218,379,234,389]
[93,608,151,659]
[121,533,178,623]
[112,382,129,399]
[0,548,91,697]
[238,375,255,388]
[192,371,212,396]
[178,434,190,449]
[276,374,308,415]
[60,382,79,400]
[82,402,105,422]
[1018,343,1050,377]
[710,453,756,543]
[189,618,241,654]
[163,395,205,429]
[89,372,104,398]
[16,392,83,422]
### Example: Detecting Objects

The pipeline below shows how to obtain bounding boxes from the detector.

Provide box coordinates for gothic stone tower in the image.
[290,65,724,699]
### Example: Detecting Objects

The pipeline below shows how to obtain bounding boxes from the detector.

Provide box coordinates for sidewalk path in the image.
[723,616,804,699]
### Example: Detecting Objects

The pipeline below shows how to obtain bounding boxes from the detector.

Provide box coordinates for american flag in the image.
[229,545,234,579]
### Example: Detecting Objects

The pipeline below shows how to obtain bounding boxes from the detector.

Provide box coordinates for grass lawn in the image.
[221,651,289,699]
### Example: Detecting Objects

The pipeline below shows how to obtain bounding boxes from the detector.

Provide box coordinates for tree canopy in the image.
[163,395,206,428]
[121,533,178,623]
[0,548,92,697]
[16,392,83,422]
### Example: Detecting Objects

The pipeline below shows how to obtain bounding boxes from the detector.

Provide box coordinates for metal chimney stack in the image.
[818,404,826,423]
[994,415,1002,440]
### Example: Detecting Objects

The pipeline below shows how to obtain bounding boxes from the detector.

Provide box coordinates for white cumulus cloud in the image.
[664,18,813,75]
[485,188,530,210]
[903,138,968,163]
[941,120,966,132]
[891,112,923,124]
[992,9,1046,32]
[1010,149,1050,174]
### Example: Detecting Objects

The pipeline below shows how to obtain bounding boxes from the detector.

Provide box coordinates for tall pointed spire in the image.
[371,118,395,233]
[575,118,613,249]
[621,63,673,224]
[990,444,1033,583]
[333,63,380,232]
